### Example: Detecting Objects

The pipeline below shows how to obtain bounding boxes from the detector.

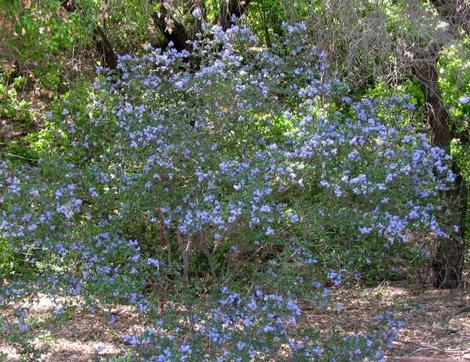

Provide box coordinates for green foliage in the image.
[0,0,94,89]
[438,36,470,130]
[96,0,158,53]
[439,36,470,234]
[0,71,33,123]
[0,0,158,90]
[246,0,283,47]
[0,237,17,277]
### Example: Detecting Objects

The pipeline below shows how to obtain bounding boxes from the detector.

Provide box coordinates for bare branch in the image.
[428,0,470,35]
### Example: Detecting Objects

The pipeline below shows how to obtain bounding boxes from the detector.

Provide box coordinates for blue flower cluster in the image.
[289,96,455,246]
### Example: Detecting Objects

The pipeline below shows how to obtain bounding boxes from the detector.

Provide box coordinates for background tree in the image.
[406,0,468,288]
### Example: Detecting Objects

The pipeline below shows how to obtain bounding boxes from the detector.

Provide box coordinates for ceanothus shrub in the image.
[14,22,337,284]
[0,21,453,361]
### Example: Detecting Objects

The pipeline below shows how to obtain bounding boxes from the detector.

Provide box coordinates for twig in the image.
[3,152,38,161]
[402,340,455,354]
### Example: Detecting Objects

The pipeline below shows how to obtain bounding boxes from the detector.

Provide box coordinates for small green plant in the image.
[0,72,33,124]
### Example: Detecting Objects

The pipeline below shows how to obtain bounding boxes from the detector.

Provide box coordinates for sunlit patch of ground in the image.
[1,277,469,361]
[0,295,143,361]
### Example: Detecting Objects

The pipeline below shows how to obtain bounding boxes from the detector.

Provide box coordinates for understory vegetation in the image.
[0,1,469,361]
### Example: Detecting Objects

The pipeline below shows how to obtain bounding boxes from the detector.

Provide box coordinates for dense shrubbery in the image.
[0,22,456,360]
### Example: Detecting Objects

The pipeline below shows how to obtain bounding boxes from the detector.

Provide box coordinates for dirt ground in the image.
[306,280,469,361]
[1,279,469,362]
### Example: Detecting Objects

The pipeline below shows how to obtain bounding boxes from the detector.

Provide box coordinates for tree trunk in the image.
[93,26,118,70]
[61,0,118,69]
[419,0,469,289]
[218,0,251,30]
[432,170,467,288]
[151,1,189,51]
[409,21,467,288]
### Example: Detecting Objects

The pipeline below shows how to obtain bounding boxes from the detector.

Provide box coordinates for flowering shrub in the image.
[0,22,454,360]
